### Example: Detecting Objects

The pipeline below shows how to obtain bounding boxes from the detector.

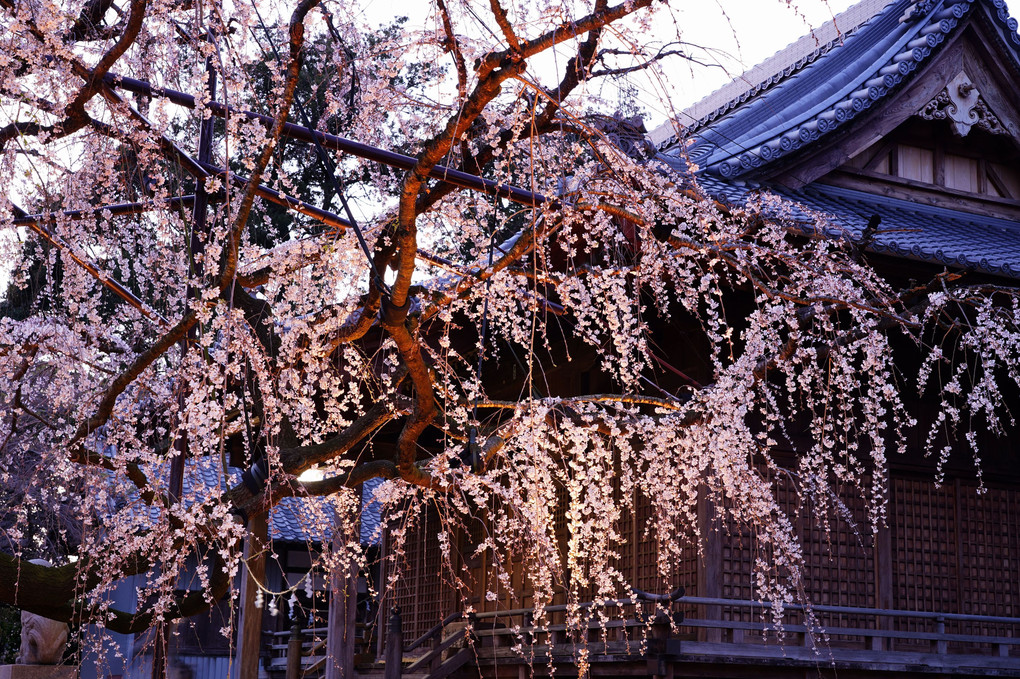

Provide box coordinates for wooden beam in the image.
[696,485,721,644]
[818,170,1020,220]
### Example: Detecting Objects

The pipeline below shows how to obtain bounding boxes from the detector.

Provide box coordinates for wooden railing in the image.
[264,620,374,678]
[383,588,685,678]
[265,623,326,678]
[678,596,1020,656]
[380,595,1020,677]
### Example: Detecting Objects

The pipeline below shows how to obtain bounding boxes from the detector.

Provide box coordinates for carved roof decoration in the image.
[917,71,1008,135]
[587,113,657,160]
[659,0,1020,179]
[902,0,944,21]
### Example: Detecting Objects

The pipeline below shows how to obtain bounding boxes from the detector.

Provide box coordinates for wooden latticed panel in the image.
[390,504,451,642]
[632,488,698,596]
[552,478,571,616]
[714,471,878,631]
[634,488,661,594]
[797,481,877,641]
[955,481,1020,641]
[718,492,755,623]
[612,482,637,590]
[463,508,487,610]
[890,477,959,643]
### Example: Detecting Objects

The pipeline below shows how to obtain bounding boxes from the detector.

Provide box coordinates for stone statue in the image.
[16,561,68,665]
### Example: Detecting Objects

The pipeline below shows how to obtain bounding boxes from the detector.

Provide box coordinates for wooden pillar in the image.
[383,607,402,679]
[286,619,304,679]
[697,485,722,643]
[646,613,671,678]
[326,511,359,679]
[237,512,268,679]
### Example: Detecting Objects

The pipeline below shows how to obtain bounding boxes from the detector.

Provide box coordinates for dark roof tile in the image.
[697,176,1020,277]
[149,461,384,545]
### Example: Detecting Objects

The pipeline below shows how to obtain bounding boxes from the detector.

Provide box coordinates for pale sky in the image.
[360,0,864,129]
[649,0,861,115]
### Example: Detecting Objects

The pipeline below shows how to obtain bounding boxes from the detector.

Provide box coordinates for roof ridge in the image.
[704,0,990,178]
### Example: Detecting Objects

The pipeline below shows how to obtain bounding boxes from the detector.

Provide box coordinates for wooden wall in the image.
[892,477,1020,642]
[386,470,1020,646]
[388,506,452,642]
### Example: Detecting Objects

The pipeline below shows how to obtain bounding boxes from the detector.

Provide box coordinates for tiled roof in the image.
[661,0,1020,179]
[152,461,384,545]
[696,175,1020,277]
[651,0,1020,279]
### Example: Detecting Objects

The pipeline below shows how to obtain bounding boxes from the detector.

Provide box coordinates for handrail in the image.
[361,594,1020,677]
[431,593,1019,637]
[404,611,465,653]
[678,596,1020,626]
[301,656,326,678]
[633,586,686,604]
[404,626,471,674]
[268,626,329,638]
[473,586,685,621]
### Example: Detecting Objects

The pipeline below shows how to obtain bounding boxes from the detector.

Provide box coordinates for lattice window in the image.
[797,481,877,641]
[632,488,697,596]
[719,491,755,623]
[609,480,636,594]
[956,482,1020,640]
[390,505,450,641]
[715,472,877,633]
[890,478,959,643]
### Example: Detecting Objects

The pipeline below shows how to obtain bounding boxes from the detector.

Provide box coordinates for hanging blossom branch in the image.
[218,0,320,289]
[1,0,1019,656]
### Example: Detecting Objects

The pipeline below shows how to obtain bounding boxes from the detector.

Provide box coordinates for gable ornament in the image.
[917,71,1007,137]
[900,0,940,23]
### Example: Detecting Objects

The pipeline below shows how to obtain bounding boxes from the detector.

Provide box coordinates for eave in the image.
[664,0,1020,180]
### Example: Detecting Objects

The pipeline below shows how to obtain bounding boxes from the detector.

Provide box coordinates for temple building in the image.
[377,0,1020,677]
